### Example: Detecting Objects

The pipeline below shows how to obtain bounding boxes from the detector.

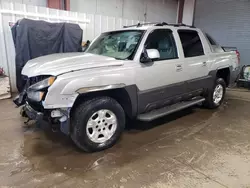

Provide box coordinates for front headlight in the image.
[29,77,56,91]
[27,91,45,102]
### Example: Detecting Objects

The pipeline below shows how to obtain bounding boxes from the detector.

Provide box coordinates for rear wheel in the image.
[71,97,125,152]
[204,78,226,109]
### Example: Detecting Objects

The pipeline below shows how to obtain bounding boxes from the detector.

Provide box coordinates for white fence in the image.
[0,1,142,93]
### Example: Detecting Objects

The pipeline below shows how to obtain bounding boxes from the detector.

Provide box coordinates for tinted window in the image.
[206,33,217,45]
[145,29,178,60]
[178,30,204,57]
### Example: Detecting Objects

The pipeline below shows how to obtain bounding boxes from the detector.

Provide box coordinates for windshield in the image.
[86,30,144,60]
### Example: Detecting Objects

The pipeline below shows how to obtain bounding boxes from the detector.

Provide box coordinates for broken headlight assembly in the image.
[27,91,45,102]
[27,76,56,102]
[29,76,56,91]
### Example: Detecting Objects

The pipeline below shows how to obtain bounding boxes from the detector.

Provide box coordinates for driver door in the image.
[135,29,189,113]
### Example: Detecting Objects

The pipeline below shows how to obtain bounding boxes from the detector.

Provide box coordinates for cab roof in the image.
[103,22,199,34]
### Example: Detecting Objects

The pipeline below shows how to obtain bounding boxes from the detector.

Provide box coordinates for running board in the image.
[137,97,205,121]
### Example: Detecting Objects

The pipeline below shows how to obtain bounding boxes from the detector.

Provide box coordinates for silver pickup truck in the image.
[14,23,240,152]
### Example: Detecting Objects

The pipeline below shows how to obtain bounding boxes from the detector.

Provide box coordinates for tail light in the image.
[236,50,240,64]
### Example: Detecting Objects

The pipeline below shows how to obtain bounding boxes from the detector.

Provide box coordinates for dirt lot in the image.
[0,89,250,188]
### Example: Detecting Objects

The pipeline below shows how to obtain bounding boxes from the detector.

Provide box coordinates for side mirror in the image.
[140,49,160,63]
[147,49,160,60]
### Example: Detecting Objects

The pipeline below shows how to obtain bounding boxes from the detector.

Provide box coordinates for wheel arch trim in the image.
[73,84,138,118]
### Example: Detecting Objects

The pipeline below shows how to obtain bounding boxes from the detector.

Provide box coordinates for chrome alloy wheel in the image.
[86,109,118,143]
[213,84,224,104]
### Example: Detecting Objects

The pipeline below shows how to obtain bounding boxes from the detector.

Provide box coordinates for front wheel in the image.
[71,97,125,152]
[204,78,226,109]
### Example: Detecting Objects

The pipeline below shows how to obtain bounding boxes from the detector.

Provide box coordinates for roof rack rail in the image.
[123,22,162,28]
[155,22,196,28]
[154,22,168,26]
[123,22,196,28]
[168,23,196,28]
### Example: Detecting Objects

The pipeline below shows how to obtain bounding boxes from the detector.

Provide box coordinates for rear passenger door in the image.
[178,30,210,93]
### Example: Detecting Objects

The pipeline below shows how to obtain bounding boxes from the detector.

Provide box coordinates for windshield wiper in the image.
[114,57,124,60]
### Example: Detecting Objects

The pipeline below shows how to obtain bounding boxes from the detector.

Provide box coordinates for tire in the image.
[204,78,226,109]
[71,97,125,152]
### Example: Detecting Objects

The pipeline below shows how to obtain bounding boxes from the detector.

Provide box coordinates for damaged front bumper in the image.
[21,100,71,135]
[14,75,75,135]
[23,103,44,121]
[13,91,27,107]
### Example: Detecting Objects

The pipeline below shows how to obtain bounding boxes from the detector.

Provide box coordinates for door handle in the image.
[176,64,183,72]
[202,62,207,66]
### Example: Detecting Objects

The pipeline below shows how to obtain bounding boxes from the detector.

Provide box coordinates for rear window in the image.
[178,30,204,58]
[206,33,217,45]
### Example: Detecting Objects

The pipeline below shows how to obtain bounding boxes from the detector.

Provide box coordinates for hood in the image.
[22,53,124,77]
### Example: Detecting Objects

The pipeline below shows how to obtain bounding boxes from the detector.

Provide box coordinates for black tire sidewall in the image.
[72,97,125,152]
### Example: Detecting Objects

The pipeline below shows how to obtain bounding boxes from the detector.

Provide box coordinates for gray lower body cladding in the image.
[137,75,213,114]
[136,67,239,114]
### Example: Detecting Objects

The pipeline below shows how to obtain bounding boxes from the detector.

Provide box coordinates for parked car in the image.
[14,22,240,152]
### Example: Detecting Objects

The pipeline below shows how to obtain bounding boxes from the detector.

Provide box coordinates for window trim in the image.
[177,29,205,58]
[129,30,147,60]
[143,29,179,62]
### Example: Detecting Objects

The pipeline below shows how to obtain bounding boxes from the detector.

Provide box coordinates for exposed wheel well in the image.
[71,88,134,119]
[216,68,230,87]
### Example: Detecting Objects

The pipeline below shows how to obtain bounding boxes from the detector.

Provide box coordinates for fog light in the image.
[51,110,64,118]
